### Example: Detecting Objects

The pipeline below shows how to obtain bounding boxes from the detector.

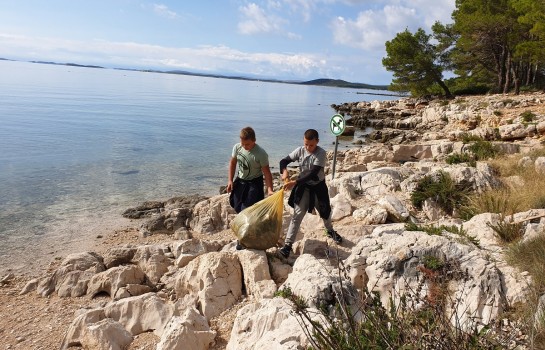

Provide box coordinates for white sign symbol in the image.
[330,114,345,136]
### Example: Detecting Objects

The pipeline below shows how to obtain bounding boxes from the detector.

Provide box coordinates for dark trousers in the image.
[229,176,265,213]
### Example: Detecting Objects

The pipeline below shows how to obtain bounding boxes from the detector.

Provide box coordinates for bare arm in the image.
[226,157,237,193]
[280,156,295,190]
[262,165,274,196]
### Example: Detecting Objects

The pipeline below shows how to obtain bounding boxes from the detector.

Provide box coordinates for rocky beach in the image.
[2,92,545,349]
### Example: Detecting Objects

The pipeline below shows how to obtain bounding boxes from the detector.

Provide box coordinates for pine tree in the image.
[382,28,452,97]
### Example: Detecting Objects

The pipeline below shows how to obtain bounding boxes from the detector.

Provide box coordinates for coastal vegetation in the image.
[382,0,545,97]
[277,143,545,349]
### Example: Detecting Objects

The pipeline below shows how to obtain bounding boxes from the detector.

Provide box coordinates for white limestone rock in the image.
[157,307,216,350]
[87,265,146,298]
[236,249,276,299]
[174,252,242,319]
[227,298,311,350]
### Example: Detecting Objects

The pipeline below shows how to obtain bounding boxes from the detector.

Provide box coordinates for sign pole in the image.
[332,136,339,180]
[329,114,345,181]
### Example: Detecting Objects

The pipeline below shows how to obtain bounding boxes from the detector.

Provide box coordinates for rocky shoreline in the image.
[1,92,545,349]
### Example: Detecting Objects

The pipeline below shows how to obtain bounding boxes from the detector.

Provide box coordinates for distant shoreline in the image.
[0,57,390,91]
[356,91,407,97]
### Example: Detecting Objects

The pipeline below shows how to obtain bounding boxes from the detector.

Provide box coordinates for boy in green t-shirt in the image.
[227,126,274,213]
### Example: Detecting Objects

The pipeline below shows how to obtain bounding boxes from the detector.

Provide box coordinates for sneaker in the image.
[279,244,292,258]
[325,229,343,244]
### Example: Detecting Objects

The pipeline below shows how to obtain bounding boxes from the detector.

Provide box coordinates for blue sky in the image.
[0,0,455,85]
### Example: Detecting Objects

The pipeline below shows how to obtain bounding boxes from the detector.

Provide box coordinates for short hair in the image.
[240,126,256,141]
[304,129,319,140]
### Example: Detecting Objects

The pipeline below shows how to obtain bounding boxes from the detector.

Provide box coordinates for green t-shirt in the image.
[232,143,269,180]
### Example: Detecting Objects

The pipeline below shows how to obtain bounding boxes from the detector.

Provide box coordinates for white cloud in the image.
[238,3,285,35]
[153,4,178,19]
[0,33,324,79]
[331,6,416,50]
[281,0,315,22]
[331,0,454,51]
[238,3,301,39]
[409,0,455,26]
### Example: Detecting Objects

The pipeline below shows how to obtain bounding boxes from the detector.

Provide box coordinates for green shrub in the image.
[411,171,472,215]
[278,269,509,349]
[446,152,476,166]
[468,140,499,160]
[423,255,445,271]
[520,110,536,123]
[405,223,480,247]
[405,222,443,235]
[460,133,484,143]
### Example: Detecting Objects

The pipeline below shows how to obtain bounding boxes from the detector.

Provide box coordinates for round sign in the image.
[330,114,346,136]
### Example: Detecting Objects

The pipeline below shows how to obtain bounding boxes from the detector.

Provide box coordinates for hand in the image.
[267,188,274,196]
[283,180,296,191]
[226,182,233,193]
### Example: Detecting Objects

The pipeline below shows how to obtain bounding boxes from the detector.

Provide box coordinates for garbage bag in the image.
[230,189,284,250]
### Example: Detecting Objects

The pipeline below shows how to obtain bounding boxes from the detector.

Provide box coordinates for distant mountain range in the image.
[1,57,391,91]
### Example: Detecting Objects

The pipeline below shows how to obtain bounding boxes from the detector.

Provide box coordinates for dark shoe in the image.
[325,229,343,244]
[279,244,292,258]
[235,241,244,250]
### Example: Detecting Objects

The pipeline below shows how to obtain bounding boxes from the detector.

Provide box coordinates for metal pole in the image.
[332,136,339,180]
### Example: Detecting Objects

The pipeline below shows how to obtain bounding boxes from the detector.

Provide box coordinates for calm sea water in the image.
[0,60,396,271]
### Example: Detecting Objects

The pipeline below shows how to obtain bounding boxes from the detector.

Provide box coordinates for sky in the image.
[0,0,456,85]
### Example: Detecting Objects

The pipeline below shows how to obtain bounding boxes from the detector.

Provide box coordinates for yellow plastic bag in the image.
[230,189,284,250]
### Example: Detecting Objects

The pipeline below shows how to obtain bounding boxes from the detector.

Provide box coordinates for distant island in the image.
[1,57,393,92]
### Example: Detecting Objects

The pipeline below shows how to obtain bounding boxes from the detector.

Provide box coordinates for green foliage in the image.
[411,171,472,215]
[446,152,476,166]
[460,133,484,143]
[278,269,509,349]
[445,75,492,95]
[468,140,500,160]
[423,255,445,271]
[384,0,545,94]
[511,0,545,63]
[405,222,443,235]
[382,28,452,97]
[520,110,536,122]
[405,222,480,247]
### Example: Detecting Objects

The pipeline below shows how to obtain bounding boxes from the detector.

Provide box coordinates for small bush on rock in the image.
[411,171,471,215]
[520,110,536,123]
[468,140,500,161]
[446,152,476,166]
[278,262,513,349]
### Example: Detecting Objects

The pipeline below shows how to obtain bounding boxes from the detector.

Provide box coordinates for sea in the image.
[0,59,398,274]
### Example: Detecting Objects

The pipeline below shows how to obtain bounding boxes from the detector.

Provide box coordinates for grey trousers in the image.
[284,187,333,245]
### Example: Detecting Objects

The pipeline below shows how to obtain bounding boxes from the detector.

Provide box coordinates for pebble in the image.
[15,336,25,343]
